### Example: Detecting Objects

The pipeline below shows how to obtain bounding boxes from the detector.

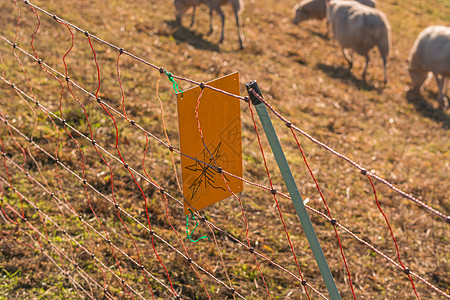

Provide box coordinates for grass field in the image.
[0,0,449,299]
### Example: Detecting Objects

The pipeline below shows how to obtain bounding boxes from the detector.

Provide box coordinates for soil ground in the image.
[0,0,449,299]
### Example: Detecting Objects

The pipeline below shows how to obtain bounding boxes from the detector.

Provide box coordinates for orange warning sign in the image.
[177,72,243,215]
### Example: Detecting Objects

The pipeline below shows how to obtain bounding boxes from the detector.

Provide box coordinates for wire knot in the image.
[164,70,183,97]
[186,208,210,243]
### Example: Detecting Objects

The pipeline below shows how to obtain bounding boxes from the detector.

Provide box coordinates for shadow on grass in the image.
[165,20,220,52]
[316,62,379,91]
[406,90,449,129]
[305,28,330,41]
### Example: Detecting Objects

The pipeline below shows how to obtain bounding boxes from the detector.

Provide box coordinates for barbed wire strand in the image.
[194,87,272,298]
[1,4,446,298]
[0,168,169,300]
[0,150,242,299]
[2,75,448,298]
[86,25,168,299]
[140,134,212,299]
[27,9,114,291]
[251,89,447,298]
[8,5,131,295]
[28,2,79,247]
[0,135,101,299]
[6,30,444,261]
[0,57,270,299]
[0,119,248,299]
[249,90,448,222]
[366,176,420,299]
[0,72,326,298]
[59,21,136,298]
[0,167,17,225]
[18,228,95,298]
[12,3,104,292]
[0,197,106,299]
[152,72,215,299]
[0,34,241,196]
[289,125,357,298]
[1,207,126,300]
[247,101,313,298]
[21,0,449,223]
[0,118,25,218]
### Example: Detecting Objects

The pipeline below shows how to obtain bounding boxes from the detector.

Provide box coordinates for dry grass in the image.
[0,0,449,299]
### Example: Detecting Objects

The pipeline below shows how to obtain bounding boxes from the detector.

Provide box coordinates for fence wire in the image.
[0,0,448,299]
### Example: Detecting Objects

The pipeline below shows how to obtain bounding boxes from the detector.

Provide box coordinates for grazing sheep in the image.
[292,0,375,25]
[357,0,376,8]
[326,0,391,83]
[292,0,327,24]
[408,25,450,110]
[174,0,245,49]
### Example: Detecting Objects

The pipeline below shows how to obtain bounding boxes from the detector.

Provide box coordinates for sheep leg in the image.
[342,48,353,69]
[435,74,448,110]
[444,77,449,110]
[190,5,196,28]
[208,9,214,35]
[443,77,448,94]
[234,9,244,49]
[218,8,225,44]
[326,20,331,37]
[362,54,370,81]
[382,55,388,85]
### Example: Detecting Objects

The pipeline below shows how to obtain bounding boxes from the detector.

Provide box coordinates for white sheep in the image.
[408,25,450,110]
[174,0,244,49]
[326,0,391,83]
[292,0,375,25]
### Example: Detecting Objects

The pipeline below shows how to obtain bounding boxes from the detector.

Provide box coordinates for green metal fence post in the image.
[245,81,341,300]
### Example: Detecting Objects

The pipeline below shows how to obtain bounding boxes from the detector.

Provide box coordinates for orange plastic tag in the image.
[177,72,243,215]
